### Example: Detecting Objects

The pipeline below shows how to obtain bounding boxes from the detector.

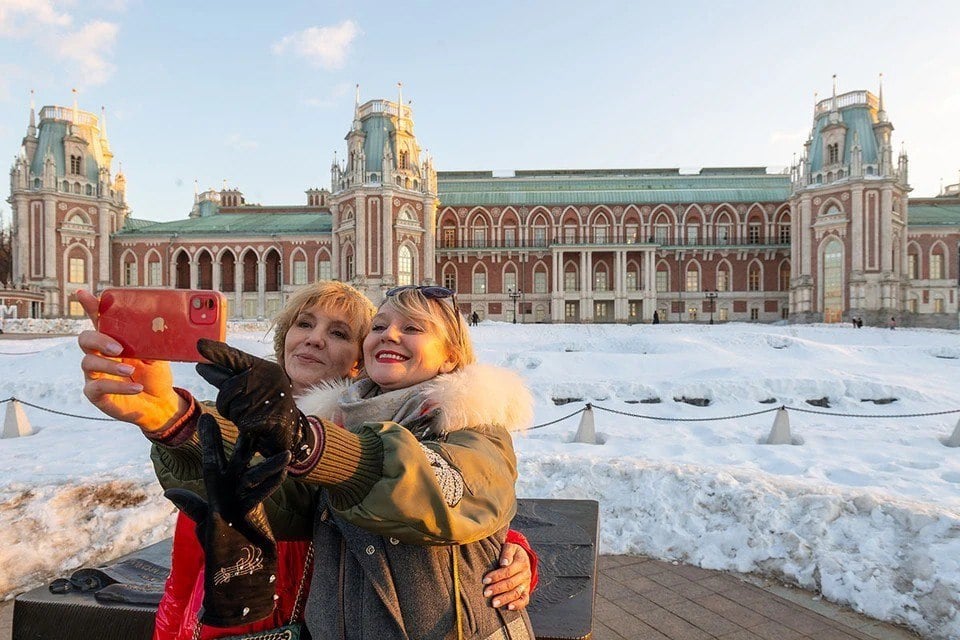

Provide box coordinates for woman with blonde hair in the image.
[174,284,535,639]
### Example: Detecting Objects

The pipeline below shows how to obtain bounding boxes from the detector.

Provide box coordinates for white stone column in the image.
[851,186,864,272]
[330,203,341,280]
[189,254,198,289]
[212,259,222,291]
[423,198,437,284]
[614,250,626,321]
[383,195,394,281]
[257,256,266,318]
[580,251,593,321]
[800,196,812,277]
[98,205,111,288]
[880,187,893,273]
[13,196,28,281]
[42,197,56,280]
[355,195,366,278]
[233,259,243,318]
[552,248,563,322]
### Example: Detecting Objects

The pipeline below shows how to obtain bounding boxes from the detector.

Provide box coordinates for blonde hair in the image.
[379,288,475,372]
[272,281,376,372]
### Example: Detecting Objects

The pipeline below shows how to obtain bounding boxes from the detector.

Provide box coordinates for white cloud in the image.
[272,20,360,70]
[0,1,121,86]
[55,20,119,86]
[0,0,72,36]
[226,133,258,151]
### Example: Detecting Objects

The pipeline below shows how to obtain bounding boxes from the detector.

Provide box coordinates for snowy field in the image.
[1,319,959,638]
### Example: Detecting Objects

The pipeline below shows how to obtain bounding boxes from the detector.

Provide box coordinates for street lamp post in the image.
[705,290,718,325]
[508,288,522,324]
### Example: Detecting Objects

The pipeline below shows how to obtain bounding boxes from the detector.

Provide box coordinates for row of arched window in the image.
[439,211,792,249]
[437,259,792,296]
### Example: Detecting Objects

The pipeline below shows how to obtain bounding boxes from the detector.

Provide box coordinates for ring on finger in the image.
[517,585,526,598]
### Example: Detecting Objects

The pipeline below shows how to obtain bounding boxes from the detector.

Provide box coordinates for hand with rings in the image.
[482,541,533,610]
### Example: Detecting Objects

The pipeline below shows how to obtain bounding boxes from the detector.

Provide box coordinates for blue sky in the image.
[1,0,958,223]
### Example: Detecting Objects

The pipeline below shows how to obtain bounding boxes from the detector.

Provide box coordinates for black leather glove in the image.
[196,339,317,465]
[164,414,291,627]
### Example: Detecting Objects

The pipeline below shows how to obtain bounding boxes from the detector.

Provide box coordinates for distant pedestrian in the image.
[851,317,857,328]
[471,310,480,326]
[857,317,863,329]
[652,310,660,325]
[889,316,896,330]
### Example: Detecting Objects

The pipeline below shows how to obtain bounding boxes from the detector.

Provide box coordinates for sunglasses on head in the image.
[385,285,465,345]
[385,285,456,300]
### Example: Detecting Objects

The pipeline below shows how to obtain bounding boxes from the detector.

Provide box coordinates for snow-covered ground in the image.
[2,320,959,638]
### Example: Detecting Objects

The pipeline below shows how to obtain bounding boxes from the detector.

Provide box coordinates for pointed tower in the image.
[789,78,911,325]
[330,89,439,301]
[8,97,128,316]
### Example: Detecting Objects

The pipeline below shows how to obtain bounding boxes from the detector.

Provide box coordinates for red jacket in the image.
[154,513,538,640]
[153,512,312,640]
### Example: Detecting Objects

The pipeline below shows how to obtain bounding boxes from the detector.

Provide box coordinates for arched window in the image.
[220,251,236,291]
[504,269,517,294]
[197,251,213,290]
[685,264,699,292]
[716,264,730,292]
[292,252,307,285]
[931,250,945,279]
[779,262,791,291]
[533,266,548,293]
[176,252,190,289]
[398,245,413,286]
[564,263,579,292]
[822,239,843,321]
[747,264,761,292]
[242,251,257,292]
[471,218,487,247]
[318,255,332,281]
[472,267,487,294]
[122,254,137,286]
[442,265,457,291]
[264,249,281,292]
[442,224,457,248]
[68,253,87,284]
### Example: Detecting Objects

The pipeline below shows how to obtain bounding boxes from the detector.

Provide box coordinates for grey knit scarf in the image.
[337,378,442,439]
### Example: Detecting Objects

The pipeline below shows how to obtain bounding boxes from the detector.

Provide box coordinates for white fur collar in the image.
[296,363,533,434]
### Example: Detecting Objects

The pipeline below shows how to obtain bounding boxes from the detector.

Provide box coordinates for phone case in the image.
[97,288,227,362]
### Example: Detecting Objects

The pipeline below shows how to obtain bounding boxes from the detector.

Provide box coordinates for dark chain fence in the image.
[3,396,958,430]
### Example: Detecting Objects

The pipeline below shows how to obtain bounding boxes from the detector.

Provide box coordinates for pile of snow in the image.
[1,322,959,638]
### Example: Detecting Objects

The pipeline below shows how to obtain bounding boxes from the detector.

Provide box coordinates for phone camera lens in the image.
[206,299,215,309]
[192,298,202,309]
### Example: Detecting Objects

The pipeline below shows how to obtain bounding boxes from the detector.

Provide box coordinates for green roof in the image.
[31,108,109,182]
[436,171,791,206]
[908,200,960,226]
[809,108,881,172]
[115,213,332,236]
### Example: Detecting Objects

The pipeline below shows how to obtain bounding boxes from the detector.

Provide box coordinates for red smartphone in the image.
[97,288,227,362]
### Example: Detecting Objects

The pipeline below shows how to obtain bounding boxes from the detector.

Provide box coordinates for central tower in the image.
[789,78,910,323]
[329,87,438,302]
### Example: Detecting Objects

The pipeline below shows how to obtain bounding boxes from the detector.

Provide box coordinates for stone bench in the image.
[14,498,599,640]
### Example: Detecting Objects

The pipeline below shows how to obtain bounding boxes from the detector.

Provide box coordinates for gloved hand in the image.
[164,414,291,627]
[196,339,317,464]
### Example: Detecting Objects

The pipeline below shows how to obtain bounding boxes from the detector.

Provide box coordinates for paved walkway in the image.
[0,555,922,640]
[593,555,920,640]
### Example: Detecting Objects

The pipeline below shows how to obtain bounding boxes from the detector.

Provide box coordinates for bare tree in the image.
[0,211,11,285]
